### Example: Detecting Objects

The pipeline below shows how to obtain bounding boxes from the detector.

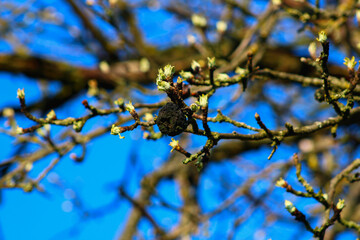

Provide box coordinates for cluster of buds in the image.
[156,65,175,92]
[156,78,170,92]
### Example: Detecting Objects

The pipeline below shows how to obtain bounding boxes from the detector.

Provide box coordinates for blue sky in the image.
[0,1,359,240]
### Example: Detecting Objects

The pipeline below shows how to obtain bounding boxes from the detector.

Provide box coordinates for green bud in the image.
[73,120,84,132]
[99,61,110,73]
[284,200,296,213]
[216,21,227,33]
[46,110,56,120]
[179,71,194,80]
[16,126,24,135]
[139,58,150,72]
[163,64,175,79]
[275,178,286,188]
[3,108,14,118]
[156,68,165,83]
[316,31,327,43]
[322,193,328,201]
[23,182,33,192]
[114,98,124,107]
[308,41,317,59]
[157,80,171,92]
[198,94,208,108]
[207,57,216,69]
[235,67,248,76]
[125,101,135,112]
[336,199,345,210]
[169,138,180,152]
[190,103,200,112]
[216,73,230,82]
[191,14,207,28]
[110,124,125,139]
[272,0,282,6]
[344,56,357,69]
[143,113,154,122]
[17,88,25,99]
[191,60,201,72]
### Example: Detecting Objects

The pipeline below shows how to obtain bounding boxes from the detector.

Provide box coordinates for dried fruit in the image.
[156,102,189,136]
